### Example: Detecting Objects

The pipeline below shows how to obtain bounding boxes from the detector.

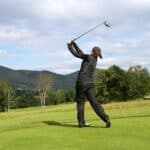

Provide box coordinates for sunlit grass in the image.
[0,99,150,150]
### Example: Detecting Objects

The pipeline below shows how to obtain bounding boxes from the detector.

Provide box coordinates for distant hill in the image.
[0,66,78,90]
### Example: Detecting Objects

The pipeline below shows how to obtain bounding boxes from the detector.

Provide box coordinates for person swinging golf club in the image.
[67,41,111,128]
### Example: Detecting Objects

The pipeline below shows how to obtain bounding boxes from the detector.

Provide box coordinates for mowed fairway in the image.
[0,100,150,150]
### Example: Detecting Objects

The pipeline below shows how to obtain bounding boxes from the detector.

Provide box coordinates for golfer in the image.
[67,41,111,128]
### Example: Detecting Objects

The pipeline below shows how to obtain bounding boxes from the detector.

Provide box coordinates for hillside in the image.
[0,66,78,90]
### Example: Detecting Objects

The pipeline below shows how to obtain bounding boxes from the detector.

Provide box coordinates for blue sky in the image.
[0,0,150,74]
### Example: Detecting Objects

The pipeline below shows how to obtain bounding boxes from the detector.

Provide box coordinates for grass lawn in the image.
[0,99,150,150]
[144,95,150,100]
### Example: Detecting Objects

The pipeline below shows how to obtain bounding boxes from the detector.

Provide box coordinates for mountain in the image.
[0,66,78,90]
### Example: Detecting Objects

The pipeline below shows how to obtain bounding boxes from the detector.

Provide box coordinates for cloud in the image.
[0,49,8,57]
[0,25,36,44]
[0,0,150,74]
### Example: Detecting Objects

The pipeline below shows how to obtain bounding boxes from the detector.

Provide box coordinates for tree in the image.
[16,89,39,108]
[96,69,110,103]
[96,65,150,102]
[106,65,127,101]
[126,66,150,99]
[0,86,5,112]
[139,68,150,94]
[0,81,15,112]
[96,65,127,102]
[47,90,66,105]
[37,74,53,108]
[65,89,75,102]
[3,82,15,112]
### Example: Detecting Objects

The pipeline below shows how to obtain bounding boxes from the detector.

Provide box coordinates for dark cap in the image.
[92,47,103,58]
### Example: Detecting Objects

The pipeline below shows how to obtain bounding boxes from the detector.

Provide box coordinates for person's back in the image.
[67,40,111,128]
[77,55,97,84]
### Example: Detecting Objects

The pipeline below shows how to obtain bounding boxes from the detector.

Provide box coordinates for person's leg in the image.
[75,84,86,127]
[76,100,85,127]
[86,87,111,127]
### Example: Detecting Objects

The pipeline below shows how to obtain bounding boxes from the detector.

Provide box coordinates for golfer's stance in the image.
[67,41,111,128]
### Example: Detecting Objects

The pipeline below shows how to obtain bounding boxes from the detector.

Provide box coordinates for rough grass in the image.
[144,95,150,100]
[0,99,150,150]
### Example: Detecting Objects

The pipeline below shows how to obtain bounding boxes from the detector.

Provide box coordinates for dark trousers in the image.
[75,83,109,125]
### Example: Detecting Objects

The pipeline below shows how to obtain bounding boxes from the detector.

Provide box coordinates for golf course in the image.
[0,99,150,150]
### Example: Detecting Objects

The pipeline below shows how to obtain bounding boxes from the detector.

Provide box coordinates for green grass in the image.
[0,100,150,150]
[144,95,150,100]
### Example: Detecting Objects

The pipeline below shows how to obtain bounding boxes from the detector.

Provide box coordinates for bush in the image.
[96,65,150,103]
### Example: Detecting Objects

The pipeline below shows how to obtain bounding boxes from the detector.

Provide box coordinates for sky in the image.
[0,0,150,74]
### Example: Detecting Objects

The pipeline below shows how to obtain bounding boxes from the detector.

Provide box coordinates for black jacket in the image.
[68,42,97,85]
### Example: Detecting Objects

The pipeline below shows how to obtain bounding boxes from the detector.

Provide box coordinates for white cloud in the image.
[0,49,8,57]
[97,56,150,70]
[0,0,150,73]
[0,25,36,44]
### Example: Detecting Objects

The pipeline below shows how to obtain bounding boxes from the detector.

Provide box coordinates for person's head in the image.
[91,47,103,58]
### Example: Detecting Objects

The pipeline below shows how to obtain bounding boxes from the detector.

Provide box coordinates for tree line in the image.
[0,65,150,112]
[0,73,75,112]
[96,65,150,103]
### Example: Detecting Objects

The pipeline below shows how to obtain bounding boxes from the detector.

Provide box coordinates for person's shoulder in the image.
[82,54,90,60]
[89,55,97,61]
[89,55,95,59]
[84,54,90,57]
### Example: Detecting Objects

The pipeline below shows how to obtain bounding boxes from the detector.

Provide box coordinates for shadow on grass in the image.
[42,115,150,128]
[42,121,105,128]
[111,114,150,120]
[43,121,78,128]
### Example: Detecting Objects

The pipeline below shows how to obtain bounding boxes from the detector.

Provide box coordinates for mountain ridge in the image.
[0,66,78,90]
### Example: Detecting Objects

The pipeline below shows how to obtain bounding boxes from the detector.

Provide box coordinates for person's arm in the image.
[72,42,89,60]
[67,41,89,60]
[72,42,84,57]
[67,42,81,58]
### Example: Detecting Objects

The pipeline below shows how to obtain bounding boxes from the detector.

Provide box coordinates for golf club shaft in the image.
[73,21,105,41]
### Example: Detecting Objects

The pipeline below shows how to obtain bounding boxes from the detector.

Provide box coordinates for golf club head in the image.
[104,21,111,27]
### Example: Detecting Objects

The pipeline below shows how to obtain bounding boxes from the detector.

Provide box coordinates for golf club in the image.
[72,21,111,41]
